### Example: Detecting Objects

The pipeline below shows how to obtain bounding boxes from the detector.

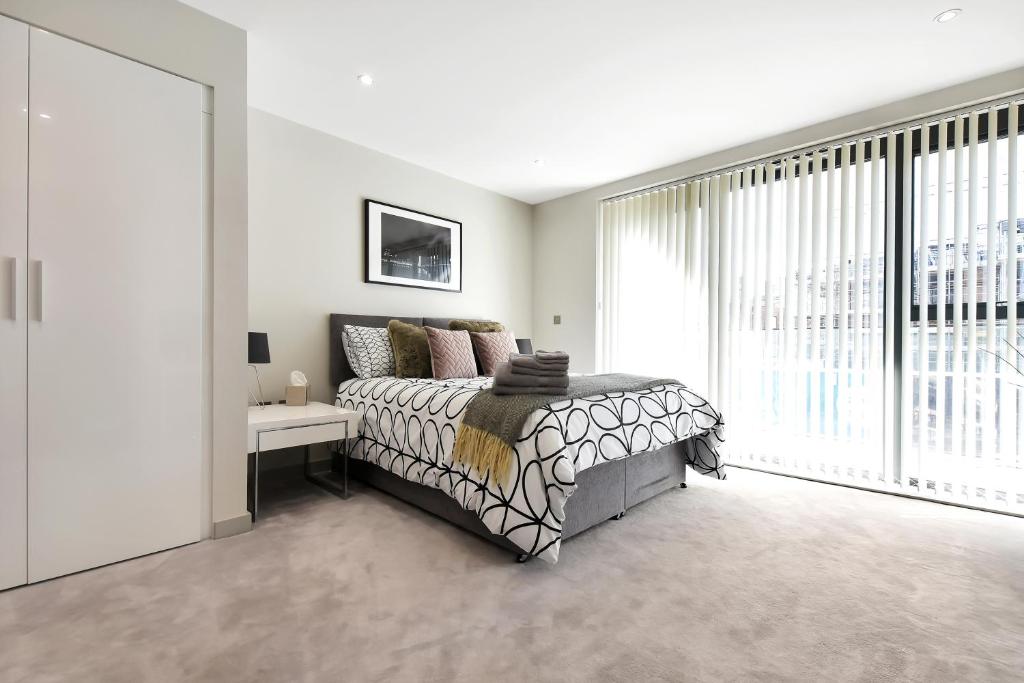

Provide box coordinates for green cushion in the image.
[387,320,433,378]
[448,319,505,333]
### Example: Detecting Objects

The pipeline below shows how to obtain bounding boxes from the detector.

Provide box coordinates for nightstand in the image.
[246,402,360,521]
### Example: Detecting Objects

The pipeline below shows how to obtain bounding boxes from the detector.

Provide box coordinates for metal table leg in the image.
[252,437,261,522]
[304,418,351,500]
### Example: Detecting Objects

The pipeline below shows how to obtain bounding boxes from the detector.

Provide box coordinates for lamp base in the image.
[249,364,267,409]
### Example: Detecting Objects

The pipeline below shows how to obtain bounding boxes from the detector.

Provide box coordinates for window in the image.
[907,108,1024,503]
[598,98,1024,512]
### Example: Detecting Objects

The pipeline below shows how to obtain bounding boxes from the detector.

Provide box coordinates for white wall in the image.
[532,66,1024,372]
[248,108,533,408]
[0,0,249,539]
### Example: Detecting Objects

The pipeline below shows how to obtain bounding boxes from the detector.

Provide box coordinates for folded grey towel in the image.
[509,353,569,373]
[494,363,570,388]
[535,350,569,362]
[491,385,569,396]
[509,364,568,378]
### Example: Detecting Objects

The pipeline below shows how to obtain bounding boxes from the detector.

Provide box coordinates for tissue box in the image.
[285,385,308,406]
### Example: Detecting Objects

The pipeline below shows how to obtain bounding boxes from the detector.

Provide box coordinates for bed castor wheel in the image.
[516,554,531,564]
[610,511,625,520]
[679,482,688,489]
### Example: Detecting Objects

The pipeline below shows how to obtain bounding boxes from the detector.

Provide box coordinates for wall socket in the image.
[553,314,561,325]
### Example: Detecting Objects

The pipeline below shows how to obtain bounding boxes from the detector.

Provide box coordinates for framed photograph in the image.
[364,199,462,292]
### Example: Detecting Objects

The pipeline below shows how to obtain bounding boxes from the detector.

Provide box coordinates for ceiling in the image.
[182,0,1024,204]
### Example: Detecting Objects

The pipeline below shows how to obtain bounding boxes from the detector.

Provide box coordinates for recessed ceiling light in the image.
[38,113,52,119]
[933,8,961,23]
[532,158,545,166]
[357,73,374,86]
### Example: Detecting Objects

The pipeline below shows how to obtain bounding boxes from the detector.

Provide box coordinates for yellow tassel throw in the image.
[452,423,514,485]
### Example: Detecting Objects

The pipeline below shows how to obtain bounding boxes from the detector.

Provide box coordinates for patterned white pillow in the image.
[342,324,395,379]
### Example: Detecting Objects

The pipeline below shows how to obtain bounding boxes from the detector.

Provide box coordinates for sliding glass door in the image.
[905,105,1023,508]
[727,144,889,486]
[597,96,1023,513]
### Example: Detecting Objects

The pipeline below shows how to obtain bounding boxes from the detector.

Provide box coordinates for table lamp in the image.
[248,332,270,408]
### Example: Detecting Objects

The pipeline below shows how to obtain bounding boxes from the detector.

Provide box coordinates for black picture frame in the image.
[363,199,463,293]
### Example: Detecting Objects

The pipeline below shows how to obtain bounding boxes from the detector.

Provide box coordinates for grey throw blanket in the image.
[452,373,677,484]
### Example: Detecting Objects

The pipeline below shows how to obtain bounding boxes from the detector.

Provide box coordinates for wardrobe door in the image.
[27,29,203,582]
[0,16,28,591]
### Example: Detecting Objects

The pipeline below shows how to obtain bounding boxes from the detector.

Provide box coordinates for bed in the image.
[328,314,726,563]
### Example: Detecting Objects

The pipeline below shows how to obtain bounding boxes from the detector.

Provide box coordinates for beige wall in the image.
[248,108,533,409]
[532,66,1024,373]
[0,0,249,538]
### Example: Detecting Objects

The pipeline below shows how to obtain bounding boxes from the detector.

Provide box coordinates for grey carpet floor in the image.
[2,468,1023,683]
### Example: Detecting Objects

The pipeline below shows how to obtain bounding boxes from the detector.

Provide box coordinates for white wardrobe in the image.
[0,17,203,589]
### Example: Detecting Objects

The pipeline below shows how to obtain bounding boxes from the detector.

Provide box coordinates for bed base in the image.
[335,439,691,561]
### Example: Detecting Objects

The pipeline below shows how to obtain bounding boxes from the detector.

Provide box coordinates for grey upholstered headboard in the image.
[329,314,533,387]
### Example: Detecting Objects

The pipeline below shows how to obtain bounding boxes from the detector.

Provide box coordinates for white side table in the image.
[247,402,360,521]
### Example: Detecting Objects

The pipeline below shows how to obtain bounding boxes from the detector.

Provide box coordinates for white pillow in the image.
[342,324,395,379]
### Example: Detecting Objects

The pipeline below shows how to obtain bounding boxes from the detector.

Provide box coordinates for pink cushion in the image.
[469,330,519,376]
[424,327,477,379]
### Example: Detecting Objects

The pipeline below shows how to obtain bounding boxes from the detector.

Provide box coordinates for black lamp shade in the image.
[248,332,270,364]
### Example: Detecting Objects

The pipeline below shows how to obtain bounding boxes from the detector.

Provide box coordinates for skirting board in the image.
[212,512,253,539]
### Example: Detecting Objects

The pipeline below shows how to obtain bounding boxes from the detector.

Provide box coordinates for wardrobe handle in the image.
[7,257,15,321]
[36,260,43,322]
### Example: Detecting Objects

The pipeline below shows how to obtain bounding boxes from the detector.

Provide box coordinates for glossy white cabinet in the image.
[0,16,29,592]
[0,26,205,585]
[25,28,204,583]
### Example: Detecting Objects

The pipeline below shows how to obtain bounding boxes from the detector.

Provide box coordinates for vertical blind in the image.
[597,96,1024,514]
